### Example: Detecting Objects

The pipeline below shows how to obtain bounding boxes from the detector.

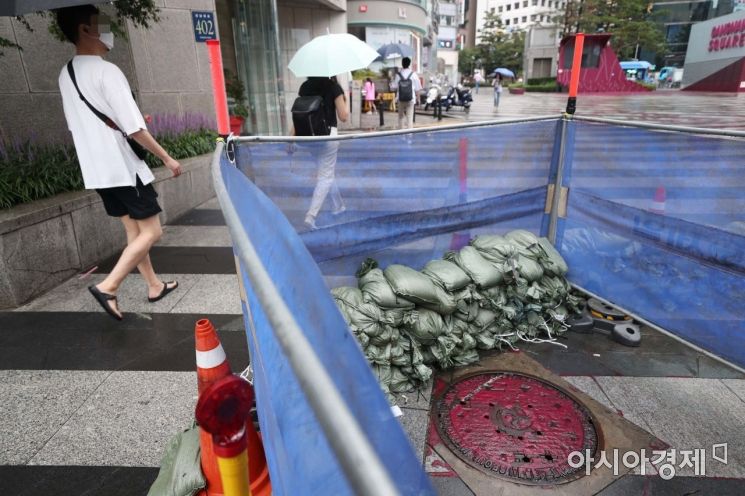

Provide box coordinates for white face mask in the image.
[99,32,114,51]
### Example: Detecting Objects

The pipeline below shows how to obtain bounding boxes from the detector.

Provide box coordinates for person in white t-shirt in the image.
[390,57,422,129]
[56,5,182,320]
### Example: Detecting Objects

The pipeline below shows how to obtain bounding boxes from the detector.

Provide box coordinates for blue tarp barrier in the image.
[221,117,745,493]
[222,159,434,495]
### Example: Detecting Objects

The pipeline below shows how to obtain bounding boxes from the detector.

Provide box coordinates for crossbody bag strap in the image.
[66,60,125,136]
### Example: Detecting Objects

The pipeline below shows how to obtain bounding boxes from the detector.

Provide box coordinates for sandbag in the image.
[422,260,471,291]
[450,246,503,289]
[451,348,480,366]
[359,268,415,309]
[403,308,446,344]
[147,424,206,496]
[472,308,497,331]
[474,332,496,350]
[505,229,540,252]
[348,302,384,337]
[419,284,457,315]
[471,236,518,265]
[504,254,544,282]
[384,264,441,306]
[537,237,569,276]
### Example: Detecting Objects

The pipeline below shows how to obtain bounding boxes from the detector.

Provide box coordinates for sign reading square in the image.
[192,11,217,42]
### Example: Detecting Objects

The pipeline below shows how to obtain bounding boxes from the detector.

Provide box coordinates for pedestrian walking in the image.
[493,75,503,109]
[391,57,422,129]
[363,77,376,114]
[56,5,182,320]
[474,71,484,94]
[291,75,349,230]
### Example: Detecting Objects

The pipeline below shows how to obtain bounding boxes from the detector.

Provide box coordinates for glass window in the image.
[506,19,511,25]
[514,2,519,8]
[541,0,545,5]
[506,4,511,10]
[532,0,538,5]
[522,16,527,22]
[531,14,537,20]
[523,1,528,6]
[498,6,503,12]
[563,39,602,69]
[548,0,552,7]
[491,7,495,13]
[513,17,518,23]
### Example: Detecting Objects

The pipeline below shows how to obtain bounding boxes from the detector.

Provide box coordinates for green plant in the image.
[637,81,657,91]
[509,82,525,88]
[525,82,560,92]
[0,114,217,209]
[232,102,249,119]
[527,77,556,86]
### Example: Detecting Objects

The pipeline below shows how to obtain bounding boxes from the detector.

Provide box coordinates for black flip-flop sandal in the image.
[88,286,123,321]
[148,281,178,303]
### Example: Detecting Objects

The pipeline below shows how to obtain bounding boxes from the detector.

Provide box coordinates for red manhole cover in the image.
[435,372,599,484]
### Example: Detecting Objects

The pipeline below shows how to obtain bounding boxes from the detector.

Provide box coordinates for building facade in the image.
[682,9,745,91]
[0,1,217,144]
[437,0,464,82]
[476,0,565,43]
[523,25,560,80]
[216,0,348,136]
[346,0,431,72]
[653,0,737,66]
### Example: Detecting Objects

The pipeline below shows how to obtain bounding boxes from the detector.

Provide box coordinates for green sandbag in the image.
[459,333,478,351]
[471,236,518,265]
[422,260,471,291]
[451,348,480,366]
[537,237,569,276]
[331,286,364,306]
[474,332,496,350]
[384,264,442,306]
[400,336,425,366]
[371,364,392,387]
[369,325,394,346]
[454,298,480,323]
[390,366,415,393]
[356,332,370,348]
[147,424,205,496]
[472,308,497,331]
[450,246,503,289]
[348,302,384,337]
[403,308,447,345]
[505,229,540,252]
[445,315,471,338]
[359,268,415,309]
[419,284,457,315]
[366,343,392,365]
[504,254,544,282]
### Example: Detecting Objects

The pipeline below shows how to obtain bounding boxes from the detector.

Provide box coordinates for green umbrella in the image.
[288,33,378,78]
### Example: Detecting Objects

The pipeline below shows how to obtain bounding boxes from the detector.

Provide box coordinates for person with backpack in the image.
[55,5,182,320]
[291,75,349,229]
[391,57,422,129]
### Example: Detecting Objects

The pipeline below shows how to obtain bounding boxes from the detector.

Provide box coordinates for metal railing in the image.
[211,142,401,496]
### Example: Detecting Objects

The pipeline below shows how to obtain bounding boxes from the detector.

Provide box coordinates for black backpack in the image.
[398,72,413,102]
[291,96,329,136]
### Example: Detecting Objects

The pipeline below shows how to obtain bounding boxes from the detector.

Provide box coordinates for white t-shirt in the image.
[392,68,423,101]
[59,55,152,189]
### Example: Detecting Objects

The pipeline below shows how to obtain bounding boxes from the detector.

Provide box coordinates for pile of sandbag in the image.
[332,230,583,395]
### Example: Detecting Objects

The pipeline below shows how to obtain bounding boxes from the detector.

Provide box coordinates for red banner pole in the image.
[206,39,230,137]
[566,33,585,115]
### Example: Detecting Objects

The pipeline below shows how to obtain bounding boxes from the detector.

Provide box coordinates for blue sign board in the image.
[192,11,217,42]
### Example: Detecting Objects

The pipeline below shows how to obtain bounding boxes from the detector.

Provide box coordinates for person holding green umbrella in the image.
[288,33,378,229]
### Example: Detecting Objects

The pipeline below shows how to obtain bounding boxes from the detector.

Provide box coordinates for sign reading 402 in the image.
[192,11,217,42]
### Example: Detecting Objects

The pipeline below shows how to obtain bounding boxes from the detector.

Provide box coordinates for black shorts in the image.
[96,177,162,220]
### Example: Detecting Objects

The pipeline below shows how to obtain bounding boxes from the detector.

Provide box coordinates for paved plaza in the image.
[429,89,745,131]
[1,91,745,496]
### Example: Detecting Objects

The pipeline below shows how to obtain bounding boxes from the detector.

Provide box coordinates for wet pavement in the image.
[2,92,745,495]
[432,89,745,131]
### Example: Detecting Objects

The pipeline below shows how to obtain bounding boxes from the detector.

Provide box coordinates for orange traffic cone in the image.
[195,319,271,496]
[650,185,666,215]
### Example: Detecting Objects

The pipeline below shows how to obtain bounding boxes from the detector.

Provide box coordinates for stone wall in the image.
[0,153,215,309]
[0,0,217,144]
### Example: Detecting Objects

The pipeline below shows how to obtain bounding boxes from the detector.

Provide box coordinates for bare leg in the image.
[119,216,175,299]
[96,215,164,316]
